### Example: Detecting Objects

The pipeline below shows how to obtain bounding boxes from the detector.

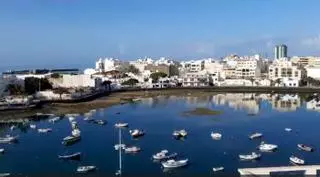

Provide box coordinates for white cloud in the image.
[301,34,320,50]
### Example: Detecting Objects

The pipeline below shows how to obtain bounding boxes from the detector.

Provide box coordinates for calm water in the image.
[1,93,320,177]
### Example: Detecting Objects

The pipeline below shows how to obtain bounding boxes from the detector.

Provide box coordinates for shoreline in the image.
[0,87,317,121]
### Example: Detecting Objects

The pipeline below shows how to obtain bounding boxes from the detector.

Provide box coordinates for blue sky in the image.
[1,0,320,70]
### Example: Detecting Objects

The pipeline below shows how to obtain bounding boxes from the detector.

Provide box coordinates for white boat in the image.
[173,129,188,138]
[10,125,16,131]
[125,146,141,153]
[239,152,261,160]
[62,135,81,145]
[298,144,314,152]
[162,159,188,168]
[77,166,96,173]
[285,128,292,132]
[152,150,178,160]
[249,132,263,139]
[290,156,305,165]
[211,132,222,140]
[93,120,106,125]
[0,135,18,143]
[0,173,10,177]
[58,152,81,160]
[71,129,81,137]
[68,117,75,122]
[115,123,129,128]
[49,117,60,123]
[212,167,224,172]
[129,129,145,138]
[0,148,4,153]
[37,128,52,133]
[114,144,126,150]
[30,124,36,129]
[258,142,278,152]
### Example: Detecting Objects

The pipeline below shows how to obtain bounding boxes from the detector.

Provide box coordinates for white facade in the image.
[15,73,51,80]
[181,60,205,72]
[282,78,299,87]
[56,74,102,88]
[204,59,225,79]
[268,59,302,81]
[95,58,121,72]
[305,65,320,80]
[235,58,261,78]
[182,71,209,87]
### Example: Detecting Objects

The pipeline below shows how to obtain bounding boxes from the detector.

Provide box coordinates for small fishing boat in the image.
[162,159,188,168]
[10,125,16,131]
[37,128,52,133]
[249,132,263,139]
[0,135,18,143]
[258,142,278,152]
[285,128,292,132]
[124,146,141,153]
[58,152,81,160]
[48,117,60,123]
[29,124,36,129]
[71,129,81,137]
[239,152,261,160]
[132,98,141,102]
[0,149,4,153]
[212,167,224,172]
[93,120,106,125]
[298,144,314,152]
[62,135,81,145]
[211,132,222,140]
[68,117,75,122]
[173,129,188,139]
[77,166,96,173]
[115,123,129,128]
[129,129,145,138]
[0,173,10,177]
[152,150,178,160]
[114,144,126,150]
[290,156,305,165]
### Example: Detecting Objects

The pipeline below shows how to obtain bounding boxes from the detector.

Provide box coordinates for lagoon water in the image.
[1,93,320,176]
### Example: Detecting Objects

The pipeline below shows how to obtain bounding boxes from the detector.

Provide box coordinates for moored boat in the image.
[48,117,60,123]
[173,129,188,139]
[114,144,126,150]
[212,167,224,172]
[239,152,261,160]
[0,173,10,177]
[129,129,145,138]
[152,150,178,160]
[249,132,263,139]
[258,142,278,152]
[58,152,81,160]
[62,135,81,145]
[29,124,36,129]
[115,123,129,128]
[37,128,52,133]
[298,144,314,152]
[211,132,222,140]
[124,146,141,153]
[162,159,188,168]
[290,156,305,165]
[0,135,18,143]
[285,128,292,132]
[71,129,81,137]
[93,120,106,125]
[77,166,96,173]
[0,148,4,153]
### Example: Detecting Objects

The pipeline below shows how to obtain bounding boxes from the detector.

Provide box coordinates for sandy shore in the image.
[0,90,213,120]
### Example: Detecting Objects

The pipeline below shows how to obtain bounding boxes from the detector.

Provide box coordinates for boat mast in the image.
[116,127,122,176]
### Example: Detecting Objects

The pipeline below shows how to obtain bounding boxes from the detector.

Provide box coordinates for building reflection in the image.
[306,97,320,111]
[211,93,260,114]
[271,94,301,112]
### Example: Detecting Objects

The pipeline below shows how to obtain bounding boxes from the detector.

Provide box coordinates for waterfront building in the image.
[305,65,320,80]
[95,58,121,72]
[203,59,225,79]
[291,56,320,66]
[234,57,261,79]
[180,60,205,72]
[268,58,302,81]
[182,71,209,87]
[145,64,170,76]
[50,74,102,88]
[274,44,288,59]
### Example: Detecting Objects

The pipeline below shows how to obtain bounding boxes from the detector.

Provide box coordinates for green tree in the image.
[150,72,167,83]
[24,77,53,95]
[6,84,24,95]
[53,87,69,100]
[122,78,139,87]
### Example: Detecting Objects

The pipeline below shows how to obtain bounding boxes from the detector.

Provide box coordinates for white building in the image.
[203,59,225,79]
[95,58,121,72]
[268,58,302,81]
[182,71,209,87]
[305,65,320,80]
[234,58,261,78]
[180,60,205,73]
[52,74,102,88]
[154,57,174,66]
